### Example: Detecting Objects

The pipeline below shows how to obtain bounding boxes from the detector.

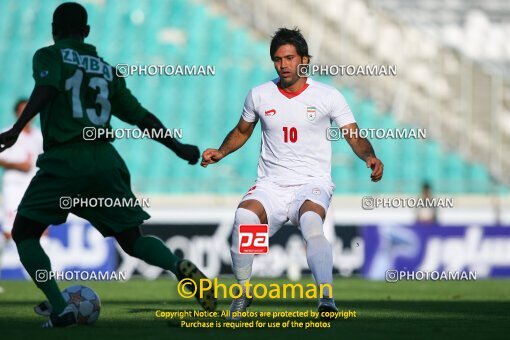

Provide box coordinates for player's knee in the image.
[234,208,261,227]
[114,227,142,256]
[232,207,261,242]
[11,214,47,245]
[115,237,137,256]
[11,224,23,245]
[230,208,261,254]
[299,211,325,242]
[238,200,267,224]
[299,200,326,220]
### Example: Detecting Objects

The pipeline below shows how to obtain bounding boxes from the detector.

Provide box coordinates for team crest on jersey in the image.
[265,109,276,116]
[307,107,316,121]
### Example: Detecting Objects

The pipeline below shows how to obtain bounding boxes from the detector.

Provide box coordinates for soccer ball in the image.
[62,285,101,325]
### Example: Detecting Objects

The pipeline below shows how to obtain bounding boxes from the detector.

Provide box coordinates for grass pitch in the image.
[0,277,509,339]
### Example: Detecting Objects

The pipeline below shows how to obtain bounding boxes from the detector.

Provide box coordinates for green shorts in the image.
[17,142,150,236]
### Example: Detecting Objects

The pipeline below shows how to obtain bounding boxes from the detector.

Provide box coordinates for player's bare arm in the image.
[136,113,200,165]
[0,155,32,172]
[201,117,256,167]
[342,122,384,182]
[0,85,57,152]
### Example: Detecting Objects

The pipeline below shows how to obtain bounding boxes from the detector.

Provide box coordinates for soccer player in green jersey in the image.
[0,2,216,327]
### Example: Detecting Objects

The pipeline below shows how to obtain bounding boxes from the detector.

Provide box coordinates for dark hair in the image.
[270,28,311,61]
[52,2,88,36]
[13,98,28,114]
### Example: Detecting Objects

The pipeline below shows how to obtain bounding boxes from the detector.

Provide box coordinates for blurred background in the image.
[0,0,508,282]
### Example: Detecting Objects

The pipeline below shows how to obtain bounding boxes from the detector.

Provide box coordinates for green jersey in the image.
[32,38,149,150]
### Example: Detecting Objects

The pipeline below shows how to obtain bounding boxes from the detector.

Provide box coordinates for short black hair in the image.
[13,98,27,114]
[52,2,88,36]
[270,28,311,61]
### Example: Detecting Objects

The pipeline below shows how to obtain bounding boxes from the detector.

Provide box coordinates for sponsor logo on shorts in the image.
[312,188,321,195]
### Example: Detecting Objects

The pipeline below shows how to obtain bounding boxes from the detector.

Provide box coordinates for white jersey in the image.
[0,127,43,217]
[241,78,356,186]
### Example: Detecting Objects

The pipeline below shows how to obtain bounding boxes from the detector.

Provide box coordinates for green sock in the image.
[133,236,181,274]
[16,239,67,314]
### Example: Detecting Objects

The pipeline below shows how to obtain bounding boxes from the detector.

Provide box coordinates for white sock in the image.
[230,208,260,287]
[299,211,333,298]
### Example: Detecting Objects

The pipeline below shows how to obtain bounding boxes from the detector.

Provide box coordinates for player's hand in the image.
[201,149,225,167]
[366,156,383,182]
[175,143,200,165]
[18,154,33,172]
[0,128,21,153]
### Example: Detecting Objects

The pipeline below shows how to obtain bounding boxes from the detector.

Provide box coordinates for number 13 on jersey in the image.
[65,69,111,125]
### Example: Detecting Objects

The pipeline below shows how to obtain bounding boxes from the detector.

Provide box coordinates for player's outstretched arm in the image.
[0,155,32,172]
[136,113,200,165]
[0,85,57,153]
[342,122,384,182]
[201,117,256,167]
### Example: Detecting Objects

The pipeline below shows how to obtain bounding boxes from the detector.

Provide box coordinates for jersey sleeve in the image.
[110,76,150,125]
[32,48,62,89]
[329,89,356,128]
[241,90,259,123]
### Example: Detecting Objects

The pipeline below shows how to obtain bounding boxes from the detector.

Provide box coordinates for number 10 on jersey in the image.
[283,126,298,143]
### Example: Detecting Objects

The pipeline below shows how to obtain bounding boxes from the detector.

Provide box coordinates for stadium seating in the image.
[373,0,510,65]
[0,0,501,194]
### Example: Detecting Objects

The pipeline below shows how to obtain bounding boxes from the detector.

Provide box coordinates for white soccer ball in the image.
[62,285,101,325]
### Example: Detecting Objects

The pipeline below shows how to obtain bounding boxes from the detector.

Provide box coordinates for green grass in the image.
[1,277,509,339]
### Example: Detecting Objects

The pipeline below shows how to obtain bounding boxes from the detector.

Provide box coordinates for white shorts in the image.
[240,179,334,237]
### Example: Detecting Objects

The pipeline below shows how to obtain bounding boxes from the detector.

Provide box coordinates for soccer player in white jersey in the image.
[0,99,43,291]
[201,28,384,317]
